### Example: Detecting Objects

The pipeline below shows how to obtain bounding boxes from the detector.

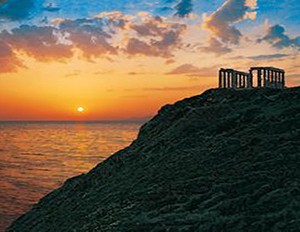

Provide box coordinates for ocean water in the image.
[0,121,142,231]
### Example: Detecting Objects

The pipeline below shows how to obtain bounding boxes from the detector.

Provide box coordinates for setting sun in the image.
[77,107,85,113]
[1,0,300,231]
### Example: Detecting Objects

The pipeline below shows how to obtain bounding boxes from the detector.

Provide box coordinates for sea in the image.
[0,121,143,231]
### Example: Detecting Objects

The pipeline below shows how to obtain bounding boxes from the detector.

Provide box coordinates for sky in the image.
[0,0,300,120]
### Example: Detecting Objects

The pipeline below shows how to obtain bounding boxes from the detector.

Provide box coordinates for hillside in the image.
[7,87,300,232]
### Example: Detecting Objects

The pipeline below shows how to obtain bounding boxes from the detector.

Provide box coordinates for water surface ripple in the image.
[0,121,141,231]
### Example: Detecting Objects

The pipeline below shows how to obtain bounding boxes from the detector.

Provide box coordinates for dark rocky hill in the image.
[7,87,300,232]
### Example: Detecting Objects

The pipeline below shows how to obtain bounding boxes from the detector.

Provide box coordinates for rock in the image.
[7,87,300,232]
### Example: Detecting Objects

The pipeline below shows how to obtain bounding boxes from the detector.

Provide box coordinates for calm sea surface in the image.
[0,121,142,231]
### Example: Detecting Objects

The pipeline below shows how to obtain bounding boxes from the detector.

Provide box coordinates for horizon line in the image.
[0,119,150,123]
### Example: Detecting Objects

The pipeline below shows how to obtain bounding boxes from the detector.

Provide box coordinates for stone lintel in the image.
[250,67,284,73]
[220,68,249,76]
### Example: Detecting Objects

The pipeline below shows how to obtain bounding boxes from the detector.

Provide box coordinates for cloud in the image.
[59,18,118,59]
[130,16,164,36]
[258,24,300,49]
[288,74,300,79]
[174,0,193,17]
[200,38,232,55]
[165,59,175,64]
[203,0,257,44]
[42,3,60,12]
[1,25,73,61]
[166,64,218,77]
[126,38,160,56]
[123,85,202,92]
[167,64,200,75]
[65,71,81,78]
[154,0,194,17]
[246,53,289,60]
[0,13,187,73]
[57,13,185,59]
[0,19,113,72]
[0,41,23,72]
[125,16,186,58]
[127,72,145,75]
[143,86,201,91]
[230,53,290,61]
[0,0,34,21]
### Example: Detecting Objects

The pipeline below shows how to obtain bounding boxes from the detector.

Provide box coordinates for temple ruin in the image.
[218,67,285,89]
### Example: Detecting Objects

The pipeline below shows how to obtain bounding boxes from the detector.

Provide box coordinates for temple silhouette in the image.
[219,67,285,89]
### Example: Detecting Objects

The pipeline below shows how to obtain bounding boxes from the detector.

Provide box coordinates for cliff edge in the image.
[7,88,300,231]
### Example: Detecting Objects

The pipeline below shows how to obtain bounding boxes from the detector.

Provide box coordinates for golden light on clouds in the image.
[245,0,258,9]
[0,0,299,121]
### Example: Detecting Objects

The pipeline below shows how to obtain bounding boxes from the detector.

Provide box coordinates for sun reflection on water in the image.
[0,121,142,230]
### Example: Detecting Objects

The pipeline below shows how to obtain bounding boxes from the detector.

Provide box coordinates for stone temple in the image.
[219,67,285,89]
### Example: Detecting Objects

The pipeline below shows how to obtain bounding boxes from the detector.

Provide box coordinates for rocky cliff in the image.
[7,88,300,231]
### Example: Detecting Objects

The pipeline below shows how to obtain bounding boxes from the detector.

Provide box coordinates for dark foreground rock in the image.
[7,88,300,232]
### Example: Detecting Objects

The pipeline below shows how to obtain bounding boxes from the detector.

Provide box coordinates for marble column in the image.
[232,72,237,89]
[246,74,251,88]
[227,72,230,88]
[258,69,262,87]
[242,74,246,88]
[223,71,227,88]
[275,71,278,88]
[219,70,223,88]
[263,69,267,87]
[249,71,253,88]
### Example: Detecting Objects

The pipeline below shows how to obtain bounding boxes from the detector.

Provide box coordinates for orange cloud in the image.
[0,13,187,73]
[2,25,73,62]
[203,0,257,45]
[200,38,232,55]
[166,64,218,77]
[0,41,23,72]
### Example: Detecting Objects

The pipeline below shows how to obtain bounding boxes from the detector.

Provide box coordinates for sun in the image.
[77,107,85,113]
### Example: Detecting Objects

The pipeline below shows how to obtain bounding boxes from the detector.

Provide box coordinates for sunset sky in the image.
[0,0,300,120]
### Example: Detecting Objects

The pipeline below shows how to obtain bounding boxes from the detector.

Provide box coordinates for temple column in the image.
[249,71,253,88]
[223,71,227,88]
[227,72,231,88]
[241,74,244,88]
[275,71,278,88]
[278,72,282,88]
[240,74,243,88]
[258,69,262,87]
[246,74,251,88]
[263,69,267,87]
[249,71,252,88]
[279,72,282,83]
[282,71,285,88]
[278,72,281,88]
[271,71,275,87]
[242,74,246,88]
[232,72,237,89]
[219,70,223,88]
[268,70,272,87]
